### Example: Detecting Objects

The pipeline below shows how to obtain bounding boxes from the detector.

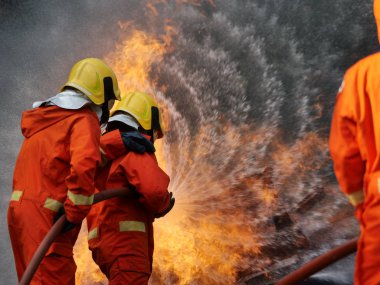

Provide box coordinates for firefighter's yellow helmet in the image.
[62,58,121,105]
[111,91,164,138]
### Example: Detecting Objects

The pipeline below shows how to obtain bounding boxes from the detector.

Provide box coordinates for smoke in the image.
[0,0,378,283]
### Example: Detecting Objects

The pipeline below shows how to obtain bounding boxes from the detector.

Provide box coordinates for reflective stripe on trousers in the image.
[88,221,146,241]
[347,189,364,206]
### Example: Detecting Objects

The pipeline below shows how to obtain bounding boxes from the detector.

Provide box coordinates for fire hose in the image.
[19,186,357,285]
[276,237,358,285]
[19,187,131,285]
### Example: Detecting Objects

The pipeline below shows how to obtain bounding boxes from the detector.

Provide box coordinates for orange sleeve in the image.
[121,152,170,214]
[94,130,125,191]
[100,130,126,161]
[64,112,101,224]
[329,70,365,204]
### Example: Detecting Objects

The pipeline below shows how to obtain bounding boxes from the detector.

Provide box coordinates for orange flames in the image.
[73,20,264,284]
[74,25,171,284]
[73,2,330,284]
[106,27,170,96]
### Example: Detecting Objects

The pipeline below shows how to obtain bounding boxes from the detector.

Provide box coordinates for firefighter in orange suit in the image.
[7,58,124,284]
[329,1,380,284]
[87,91,175,285]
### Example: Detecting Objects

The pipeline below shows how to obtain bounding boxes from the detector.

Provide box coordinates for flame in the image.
[74,26,171,284]
[150,124,267,284]
[74,222,106,284]
[272,132,328,176]
[105,27,169,96]
[151,203,262,284]
[72,2,330,284]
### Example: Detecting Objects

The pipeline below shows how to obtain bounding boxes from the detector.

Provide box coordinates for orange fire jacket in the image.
[329,52,380,207]
[8,105,107,279]
[14,105,102,223]
[87,130,170,276]
[328,2,380,284]
[8,105,126,281]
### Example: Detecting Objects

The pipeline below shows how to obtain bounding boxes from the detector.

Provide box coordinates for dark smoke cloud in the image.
[0,0,377,283]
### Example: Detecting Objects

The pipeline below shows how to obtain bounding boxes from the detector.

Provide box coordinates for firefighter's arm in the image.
[100,130,126,162]
[122,152,172,215]
[329,72,365,207]
[64,114,101,224]
[99,130,155,163]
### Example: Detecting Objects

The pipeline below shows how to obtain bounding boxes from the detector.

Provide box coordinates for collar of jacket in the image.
[108,113,139,130]
[32,90,102,122]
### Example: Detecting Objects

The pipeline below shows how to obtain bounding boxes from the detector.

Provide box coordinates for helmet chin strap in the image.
[100,104,110,125]
[149,106,160,143]
[100,76,116,125]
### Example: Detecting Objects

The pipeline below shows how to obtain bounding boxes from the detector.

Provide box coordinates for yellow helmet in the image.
[62,58,121,105]
[111,91,164,139]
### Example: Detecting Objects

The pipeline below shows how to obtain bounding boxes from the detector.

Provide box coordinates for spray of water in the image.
[73,2,356,283]
[1,0,376,284]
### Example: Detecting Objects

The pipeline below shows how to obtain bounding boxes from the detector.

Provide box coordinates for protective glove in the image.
[121,131,155,154]
[155,192,175,218]
[53,207,78,233]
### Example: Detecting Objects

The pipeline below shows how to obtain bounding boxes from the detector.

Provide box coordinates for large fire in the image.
[73,2,331,284]
[73,25,171,284]
[73,20,264,284]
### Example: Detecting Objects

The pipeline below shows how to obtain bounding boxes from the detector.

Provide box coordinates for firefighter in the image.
[329,1,380,284]
[7,58,124,284]
[86,91,175,285]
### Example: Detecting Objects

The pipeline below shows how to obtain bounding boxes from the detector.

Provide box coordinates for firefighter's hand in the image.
[121,131,155,154]
[53,207,78,233]
[155,192,175,218]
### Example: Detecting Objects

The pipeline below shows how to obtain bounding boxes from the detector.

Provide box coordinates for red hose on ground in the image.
[276,238,358,285]
[19,187,131,285]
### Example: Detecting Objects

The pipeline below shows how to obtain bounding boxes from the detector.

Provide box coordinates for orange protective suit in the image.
[329,1,380,284]
[8,105,110,284]
[87,130,170,285]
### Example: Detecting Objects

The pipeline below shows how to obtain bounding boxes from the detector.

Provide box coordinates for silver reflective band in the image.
[68,191,94,206]
[108,113,139,130]
[90,104,103,122]
[32,90,91,110]
[88,228,98,240]
[10,190,23,202]
[119,221,146,233]
[44,198,63,212]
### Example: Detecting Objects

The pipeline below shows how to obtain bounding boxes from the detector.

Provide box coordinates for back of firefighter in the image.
[329,1,380,284]
[86,91,175,285]
[7,58,121,284]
